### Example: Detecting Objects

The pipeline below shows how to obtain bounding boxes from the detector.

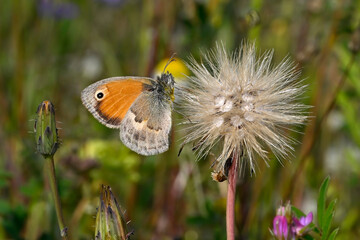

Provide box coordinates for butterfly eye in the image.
[95,90,105,101]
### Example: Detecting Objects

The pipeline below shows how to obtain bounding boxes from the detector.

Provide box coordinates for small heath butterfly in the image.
[81,63,175,156]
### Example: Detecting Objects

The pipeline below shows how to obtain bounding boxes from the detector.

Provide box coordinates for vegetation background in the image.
[0,0,359,239]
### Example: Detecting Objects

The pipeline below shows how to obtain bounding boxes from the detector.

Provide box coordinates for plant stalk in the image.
[226,153,238,240]
[46,156,68,239]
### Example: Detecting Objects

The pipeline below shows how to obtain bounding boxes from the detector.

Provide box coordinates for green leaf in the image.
[312,226,321,234]
[322,199,337,240]
[291,206,306,218]
[328,228,339,240]
[302,234,315,240]
[318,176,330,229]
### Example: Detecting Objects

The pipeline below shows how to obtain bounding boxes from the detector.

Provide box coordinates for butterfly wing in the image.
[81,77,153,129]
[120,90,172,156]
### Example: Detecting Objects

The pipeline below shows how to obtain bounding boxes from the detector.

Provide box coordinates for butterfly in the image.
[81,65,175,156]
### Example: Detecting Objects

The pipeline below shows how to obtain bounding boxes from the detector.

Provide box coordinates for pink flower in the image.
[273,215,289,239]
[300,212,313,226]
[292,212,313,236]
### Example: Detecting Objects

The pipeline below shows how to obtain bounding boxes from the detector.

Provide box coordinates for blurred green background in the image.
[1,0,360,239]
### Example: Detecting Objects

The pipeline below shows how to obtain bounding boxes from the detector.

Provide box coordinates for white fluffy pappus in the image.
[177,42,308,175]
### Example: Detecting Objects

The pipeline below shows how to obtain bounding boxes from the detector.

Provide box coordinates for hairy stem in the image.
[226,152,238,240]
[46,156,68,239]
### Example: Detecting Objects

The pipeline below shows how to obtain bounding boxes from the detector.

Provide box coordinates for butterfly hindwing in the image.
[119,92,172,155]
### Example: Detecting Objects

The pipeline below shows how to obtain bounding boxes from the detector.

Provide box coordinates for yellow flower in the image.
[154,57,189,82]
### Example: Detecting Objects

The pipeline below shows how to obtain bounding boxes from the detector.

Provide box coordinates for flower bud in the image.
[276,202,292,219]
[273,215,288,239]
[95,185,132,240]
[34,100,59,158]
[271,202,292,239]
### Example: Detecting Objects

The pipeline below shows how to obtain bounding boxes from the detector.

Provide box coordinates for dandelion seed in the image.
[213,116,224,128]
[178,42,308,174]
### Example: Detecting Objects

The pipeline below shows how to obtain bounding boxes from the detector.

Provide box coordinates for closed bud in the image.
[95,185,132,240]
[34,100,59,158]
[276,201,292,220]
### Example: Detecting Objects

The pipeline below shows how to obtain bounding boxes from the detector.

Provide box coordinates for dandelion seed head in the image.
[179,42,308,174]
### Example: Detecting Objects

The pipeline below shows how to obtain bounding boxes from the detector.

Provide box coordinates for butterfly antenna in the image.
[162,53,177,74]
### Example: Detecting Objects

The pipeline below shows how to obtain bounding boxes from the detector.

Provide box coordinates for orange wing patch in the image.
[95,80,146,125]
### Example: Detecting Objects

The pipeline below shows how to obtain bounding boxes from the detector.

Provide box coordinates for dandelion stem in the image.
[46,156,68,240]
[226,152,238,240]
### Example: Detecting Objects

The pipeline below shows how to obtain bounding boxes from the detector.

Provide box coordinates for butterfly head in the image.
[155,55,177,103]
[156,72,175,103]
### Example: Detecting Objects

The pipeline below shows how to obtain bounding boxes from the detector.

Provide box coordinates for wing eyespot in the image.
[95,90,105,101]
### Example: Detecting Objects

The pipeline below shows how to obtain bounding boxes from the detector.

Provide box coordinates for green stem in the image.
[46,156,68,239]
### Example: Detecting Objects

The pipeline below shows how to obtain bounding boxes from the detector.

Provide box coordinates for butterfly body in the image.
[81,73,175,156]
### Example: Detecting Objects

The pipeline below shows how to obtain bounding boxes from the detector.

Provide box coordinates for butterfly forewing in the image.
[81,77,152,129]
